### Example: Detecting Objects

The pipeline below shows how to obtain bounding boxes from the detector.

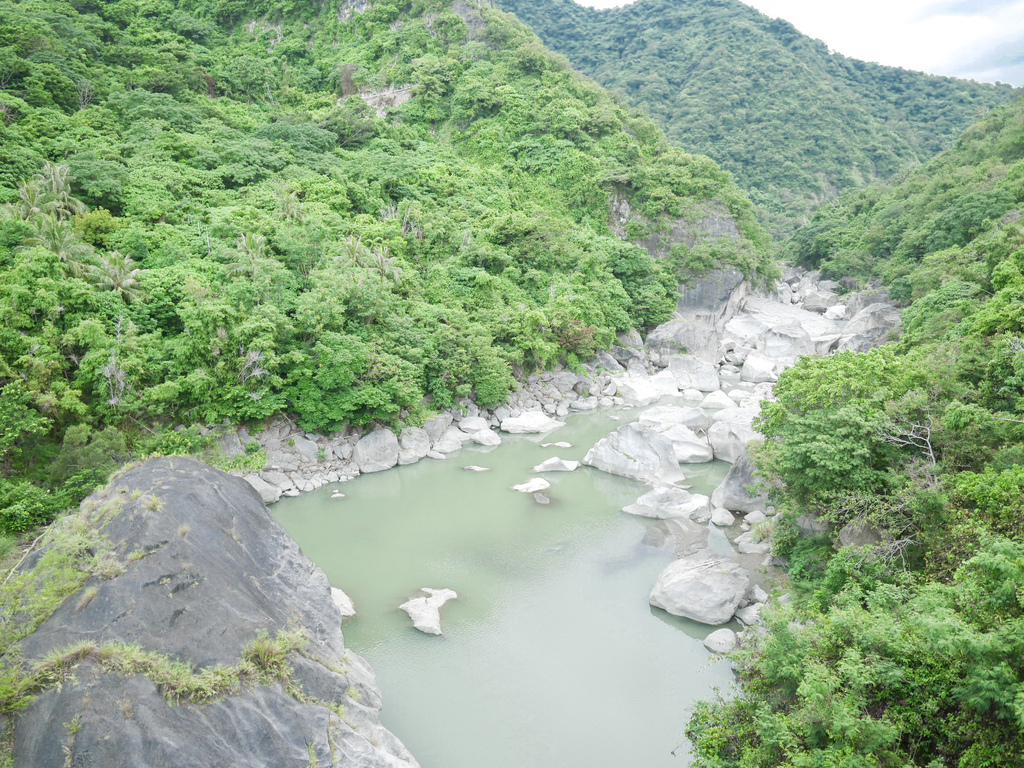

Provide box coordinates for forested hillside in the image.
[495,0,1016,234]
[686,96,1024,767]
[0,0,772,536]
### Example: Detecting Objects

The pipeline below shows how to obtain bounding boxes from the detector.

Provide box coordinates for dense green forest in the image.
[686,96,1024,767]
[0,0,774,536]
[495,0,1016,234]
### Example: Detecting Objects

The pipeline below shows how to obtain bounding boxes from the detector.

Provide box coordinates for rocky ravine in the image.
[9,457,418,768]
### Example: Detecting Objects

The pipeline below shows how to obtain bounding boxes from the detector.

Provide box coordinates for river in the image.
[273,406,739,767]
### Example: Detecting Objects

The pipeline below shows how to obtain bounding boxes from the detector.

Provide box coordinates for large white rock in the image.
[244,475,282,504]
[433,425,471,454]
[331,587,356,618]
[458,416,490,433]
[470,429,502,446]
[398,427,431,465]
[824,304,848,321]
[669,356,720,392]
[399,588,458,635]
[710,406,758,426]
[649,557,751,625]
[582,423,684,485]
[615,375,662,406]
[703,628,737,654]
[639,405,710,432]
[533,457,581,472]
[741,352,779,383]
[735,530,771,555]
[711,449,769,513]
[838,303,902,352]
[649,423,714,463]
[699,390,737,410]
[513,477,551,493]
[623,486,711,521]
[353,429,400,473]
[500,412,567,434]
[708,421,761,463]
[759,324,815,359]
[649,369,681,397]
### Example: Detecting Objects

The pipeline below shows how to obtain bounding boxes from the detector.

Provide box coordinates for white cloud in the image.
[574,0,1024,85]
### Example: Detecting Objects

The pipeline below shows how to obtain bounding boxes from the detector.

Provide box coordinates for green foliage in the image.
[687,538,1024,768]
[495,0,1013,235]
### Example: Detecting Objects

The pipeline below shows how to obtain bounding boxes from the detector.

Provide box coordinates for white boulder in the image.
[513,478,551,493]
[649,557,751,625]
[353,429,399,473]
[331,587,356,619]
[533,457,581,472]
[500,412,567,434]
[623,486,712,521]
[399,588,458,635]
[703,628,737,654]
[582,423,684,485]
[669,356,720,392]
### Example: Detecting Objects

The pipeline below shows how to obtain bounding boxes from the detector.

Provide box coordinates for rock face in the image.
[398,588,458,635]
[582,423,684,485]
[649,557,751,625]
[11,457,418,768]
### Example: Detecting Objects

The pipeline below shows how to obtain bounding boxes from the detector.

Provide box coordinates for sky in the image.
[575,0,1024,86]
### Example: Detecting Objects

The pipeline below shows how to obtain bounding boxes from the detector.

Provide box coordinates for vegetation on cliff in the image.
[495,0,1016,234]
[686,97,1024,767]
[0,0,771,534]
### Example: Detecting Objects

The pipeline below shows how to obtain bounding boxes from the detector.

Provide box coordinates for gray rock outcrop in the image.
[10,457,418,768]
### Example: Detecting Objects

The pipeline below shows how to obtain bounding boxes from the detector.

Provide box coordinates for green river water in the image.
[273,406,740,767]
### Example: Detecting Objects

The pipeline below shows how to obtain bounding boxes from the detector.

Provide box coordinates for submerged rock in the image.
[513,478,551,493]
[11,457,417,768]
[399,588,458,635]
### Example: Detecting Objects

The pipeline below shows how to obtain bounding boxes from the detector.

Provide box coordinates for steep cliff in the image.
[5,457,416,768]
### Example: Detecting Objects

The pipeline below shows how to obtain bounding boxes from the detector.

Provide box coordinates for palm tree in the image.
[37,162,87,220]
[224,232,270,280]
[1,180,55,221]
[93,251,144,303]
[369,245,403,288]
[20,214,96,278]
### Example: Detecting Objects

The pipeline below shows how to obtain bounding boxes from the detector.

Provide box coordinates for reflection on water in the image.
[274,407,737,768]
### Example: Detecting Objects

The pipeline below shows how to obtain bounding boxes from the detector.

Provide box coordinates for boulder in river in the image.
[500,412,567,434]
[703,628,738,654]
[623,486,711,521]
[533,457,581,472]
[513,478,551,493]
[649,557,751,625]
[399,588,458,635]
[399,426,431,465]
[638,405,710,432]
[582,423,684,485]
[9,457,417,768]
